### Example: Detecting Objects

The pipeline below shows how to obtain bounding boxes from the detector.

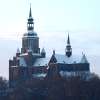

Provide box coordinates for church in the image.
[9,6,90,86]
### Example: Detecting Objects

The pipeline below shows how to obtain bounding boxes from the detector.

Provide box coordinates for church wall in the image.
[9,65,48,82]
[57,63,90,72]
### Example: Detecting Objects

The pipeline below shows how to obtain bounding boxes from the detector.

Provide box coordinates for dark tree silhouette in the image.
[0,73,100,100]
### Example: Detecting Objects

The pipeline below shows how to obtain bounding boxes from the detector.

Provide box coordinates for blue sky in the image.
[0,0,100,78]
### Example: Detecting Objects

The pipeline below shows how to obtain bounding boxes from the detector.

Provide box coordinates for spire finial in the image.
[29,3,32,17]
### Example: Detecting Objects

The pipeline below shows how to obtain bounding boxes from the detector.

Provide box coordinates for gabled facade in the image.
[9,6,90,86]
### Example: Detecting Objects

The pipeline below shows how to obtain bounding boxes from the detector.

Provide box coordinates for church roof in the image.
[55,54,89,64]
[54,54,81,64]
[33,57,51,66]
[33,54,85,66]
[18,53,89,67]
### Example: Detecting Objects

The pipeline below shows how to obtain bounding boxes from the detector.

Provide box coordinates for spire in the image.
[65,33,72,57]
[29,4,32,18]
[22,4,39,54]
[27,4,34,31]
[67,33,70,44]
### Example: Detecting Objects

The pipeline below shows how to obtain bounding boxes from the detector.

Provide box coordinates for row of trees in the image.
[0,73,100,100]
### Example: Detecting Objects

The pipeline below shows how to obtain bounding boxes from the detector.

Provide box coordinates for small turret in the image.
[16,48,20,57]
[49,50,57,63]
[65,33,72,57]
[80,53,88,63]
[41,48,46,57]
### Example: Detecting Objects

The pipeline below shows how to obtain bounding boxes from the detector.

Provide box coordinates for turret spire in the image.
[27,4,34,31]
[65,33,72,57]
[29,4,32,18]
[67,33,70,44]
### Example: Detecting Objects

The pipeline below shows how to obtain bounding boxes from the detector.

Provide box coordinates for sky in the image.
[0,0,100,79]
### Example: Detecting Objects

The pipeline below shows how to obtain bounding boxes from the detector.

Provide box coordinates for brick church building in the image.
[9,6,90,86]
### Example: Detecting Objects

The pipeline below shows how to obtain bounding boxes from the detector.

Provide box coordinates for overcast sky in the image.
[0,0,100,79]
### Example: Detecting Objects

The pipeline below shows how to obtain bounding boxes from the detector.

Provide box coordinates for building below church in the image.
[9,6,90,86]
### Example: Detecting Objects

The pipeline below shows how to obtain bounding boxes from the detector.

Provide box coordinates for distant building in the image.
[9,6,90,86]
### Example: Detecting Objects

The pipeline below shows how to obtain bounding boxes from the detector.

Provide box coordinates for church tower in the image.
[21,5,40,54]
[65,33,72,57]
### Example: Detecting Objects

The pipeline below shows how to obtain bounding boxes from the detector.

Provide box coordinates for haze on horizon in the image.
[0,0,100,79]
